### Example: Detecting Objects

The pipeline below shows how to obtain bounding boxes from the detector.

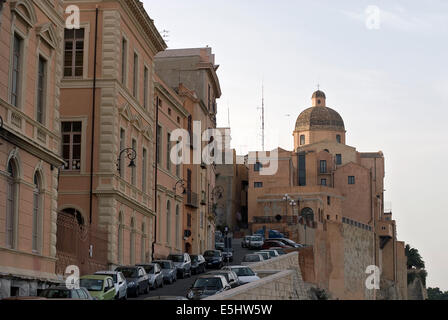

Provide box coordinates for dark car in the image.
[186,275,231,300]
[203,250,224,269]
[137,263,164,289]
[205,270,240,288]
[39,286,94,300]
[262,239,292,250]
[115,266,149,297]
[191,254,206,274]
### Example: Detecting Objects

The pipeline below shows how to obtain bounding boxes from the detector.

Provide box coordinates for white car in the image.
[94,270,128,300]
[241,253,265,266]
[221,266,260,285]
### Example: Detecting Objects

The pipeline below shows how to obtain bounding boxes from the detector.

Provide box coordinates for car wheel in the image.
[123,292,128,300]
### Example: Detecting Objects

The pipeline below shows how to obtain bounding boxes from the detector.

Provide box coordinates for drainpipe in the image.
[151,97,160,262]
[88,6,99,225]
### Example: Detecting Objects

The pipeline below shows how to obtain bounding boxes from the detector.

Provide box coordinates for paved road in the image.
[132,238,252,300]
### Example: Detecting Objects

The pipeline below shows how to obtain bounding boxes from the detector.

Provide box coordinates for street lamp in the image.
[173,179,187,195]
[116,148,136,174]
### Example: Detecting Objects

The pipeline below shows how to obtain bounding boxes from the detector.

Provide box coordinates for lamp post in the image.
[116,147,137,174]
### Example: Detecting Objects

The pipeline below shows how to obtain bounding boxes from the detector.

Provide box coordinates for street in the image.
[131,238,252,300]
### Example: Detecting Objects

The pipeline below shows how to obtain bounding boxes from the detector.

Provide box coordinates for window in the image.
[142,148,147,192]
[121,38,127,84]
[320,160,327,173]
[208,84,211,110]
[62,122,82,170]
[336,154,342,165]
[348,176,355,185]
[187,213,192,228]
[200,212,204,229]
[141,223,146,263]
[157,196,162,243]
[187,169,192,192]
[64,28,84,77]
[32,173,42,253]
[321,179,327,186]
[300,135,305,146]
[298,152,306,186]
[143,66,149,109]
[254,182,263,188]
[168,108,172,116]
[336,135,341,143]
[6,160,17,248]
[177,116,180,124]
[131,139,136,185]
[327,196,331,206]
[254,162,263,172]
[11,34,23,107]
[119,128,125,177]
[187,115,193,147]
[36,57,47,123]
[157,125,162,165]
[166,132,171,171]
[133,52,138,97]
[166,201,171,245]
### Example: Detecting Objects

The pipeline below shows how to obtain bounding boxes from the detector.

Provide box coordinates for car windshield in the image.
[141,265,154,274]
[168,255,183,262]
[251,236,262,241]
[204,251,220,257]
[40,289,71,299]
[155,261,172,269]
[96,273,117,282]
[118,268,138,278]
[80,279,104,292]
[191,255,199,262]
[243,255,261,262]
[193,278,221,290]
[232,267,255,277]
[257,252,269,259]
[210,273,230,282]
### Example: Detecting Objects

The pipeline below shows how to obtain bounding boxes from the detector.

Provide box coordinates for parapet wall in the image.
[204,252,310,300]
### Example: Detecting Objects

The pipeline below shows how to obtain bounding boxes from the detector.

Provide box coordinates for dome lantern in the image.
[312,90,326,107]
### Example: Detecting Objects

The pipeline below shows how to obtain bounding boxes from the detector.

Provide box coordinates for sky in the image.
[143,0,448,290]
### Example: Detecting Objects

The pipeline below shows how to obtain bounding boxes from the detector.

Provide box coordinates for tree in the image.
[405,244,425,269]
[427,287,448,300]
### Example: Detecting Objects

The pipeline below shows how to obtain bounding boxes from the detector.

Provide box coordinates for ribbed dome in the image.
[295,106,345,131]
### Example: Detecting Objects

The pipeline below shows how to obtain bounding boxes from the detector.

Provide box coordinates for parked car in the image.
[248,235,264,249]
[79,275,116,300]
[203,250,224,269]
[259,249,280,258]
[153,260,177,284]
[255,251,271,260]
[115,266,149,297]
[206,270,240,288]
[39,286,94,300]
[167,253,192,278]
[190,254,207,275]
[186,275,231,300]
[222,248,233,262]
[269,247,287,255]
[215,239,225,251]
[221,266,260,285]
[241,235,252,248]
[262,239,292,249]
[241,253,265,265]
[268,238,303,248]
[94,270,128,300]
[137,263,164,289]
[145,296,188,300]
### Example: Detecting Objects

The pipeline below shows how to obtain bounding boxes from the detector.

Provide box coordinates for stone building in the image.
[57,0,166,274]
[155,48,221,254]
[247,90,407,299]
[0,0,65,298]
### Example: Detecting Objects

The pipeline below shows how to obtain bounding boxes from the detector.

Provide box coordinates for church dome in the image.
[312,90,326,99]
[295,106,345,132]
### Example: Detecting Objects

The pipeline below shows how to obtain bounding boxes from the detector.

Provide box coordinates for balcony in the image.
[186,191,199,208]
[377,221,394,238]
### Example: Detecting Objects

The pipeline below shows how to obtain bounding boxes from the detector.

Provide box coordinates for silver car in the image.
[94,270,128,300]
[153,260,177,284]
[167,253,192,279]
[137,263,164,289]
[241,253,265,265]
[248,236,264,249]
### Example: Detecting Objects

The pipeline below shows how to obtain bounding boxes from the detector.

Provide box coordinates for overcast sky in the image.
[143,0,448,290]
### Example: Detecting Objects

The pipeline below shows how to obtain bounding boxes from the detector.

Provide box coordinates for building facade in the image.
[247,90,407,299]
[0,0,65,298]
[57,0,166,274]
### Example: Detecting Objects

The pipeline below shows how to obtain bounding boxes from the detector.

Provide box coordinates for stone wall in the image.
[204,252,310,300]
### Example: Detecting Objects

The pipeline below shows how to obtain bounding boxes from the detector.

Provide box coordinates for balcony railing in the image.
[186,191,199,208]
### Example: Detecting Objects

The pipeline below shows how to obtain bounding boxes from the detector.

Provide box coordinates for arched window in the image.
[300,135,305,146]
[6,160,18,249]
[300,207,314,223]
[118,212,124,265]
[336,135,341,143]
[130,217,135,265]
[166,201,171,245]
[32,172,43,253]
[175,205,180,249]
[141,222,146,263]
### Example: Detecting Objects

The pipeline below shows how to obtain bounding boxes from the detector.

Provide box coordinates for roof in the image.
[312,90,326,99]
[295,106,345,132]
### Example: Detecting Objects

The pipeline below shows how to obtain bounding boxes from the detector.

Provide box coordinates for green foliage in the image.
[427,287,448,300]
[405,244,425,269]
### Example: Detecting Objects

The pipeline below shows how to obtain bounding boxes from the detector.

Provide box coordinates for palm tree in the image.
[405,244,425,269]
